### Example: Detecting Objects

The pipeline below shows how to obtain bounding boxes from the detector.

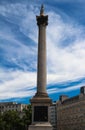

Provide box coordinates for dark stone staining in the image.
[36,16,48,26]
[34,106,48,122]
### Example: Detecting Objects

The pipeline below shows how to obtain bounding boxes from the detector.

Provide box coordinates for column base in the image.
[29,122,53,130]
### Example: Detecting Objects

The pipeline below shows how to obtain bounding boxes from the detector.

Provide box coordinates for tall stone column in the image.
[29,5,53,130]
[36,5,48,96]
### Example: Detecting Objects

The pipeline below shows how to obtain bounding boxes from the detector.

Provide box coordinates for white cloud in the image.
[0,69,36,99]
[0,2,85,101]
[0,3,38,71]
[46,11,85,82]
[0,3,38,42]
[47,84,84,95]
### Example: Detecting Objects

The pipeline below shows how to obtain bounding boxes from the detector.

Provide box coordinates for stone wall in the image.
[56,89,85,130]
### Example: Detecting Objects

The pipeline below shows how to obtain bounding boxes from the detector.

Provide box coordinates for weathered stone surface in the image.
[57,88,85,130]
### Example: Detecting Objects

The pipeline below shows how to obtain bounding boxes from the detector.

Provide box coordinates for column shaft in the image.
[37,25,47,94]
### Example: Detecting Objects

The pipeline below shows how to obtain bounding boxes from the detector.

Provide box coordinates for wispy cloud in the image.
[0,69,36,99]
[0,1,85,102]
[47,11,85,81]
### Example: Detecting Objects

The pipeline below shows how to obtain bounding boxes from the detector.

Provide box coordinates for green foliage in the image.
[0,104,32,130]
[23,104,32,124]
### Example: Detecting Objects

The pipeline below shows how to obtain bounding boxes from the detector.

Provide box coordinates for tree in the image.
[0,104,32,130]
[3,110,20,130]
[0,113,5,130]
[22,104,32,130]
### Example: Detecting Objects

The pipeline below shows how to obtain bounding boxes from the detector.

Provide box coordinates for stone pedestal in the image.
[28,95,53,130]
[29,122,53,130]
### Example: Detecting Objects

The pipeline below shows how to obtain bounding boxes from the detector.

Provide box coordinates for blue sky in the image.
[0,0,85,104]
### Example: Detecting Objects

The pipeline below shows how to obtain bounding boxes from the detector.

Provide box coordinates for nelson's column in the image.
[29,5,53,130]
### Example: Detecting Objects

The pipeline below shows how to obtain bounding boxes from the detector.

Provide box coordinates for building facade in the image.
[49,102,57,130]
[0,102,27,113]
[56,86,85,130]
